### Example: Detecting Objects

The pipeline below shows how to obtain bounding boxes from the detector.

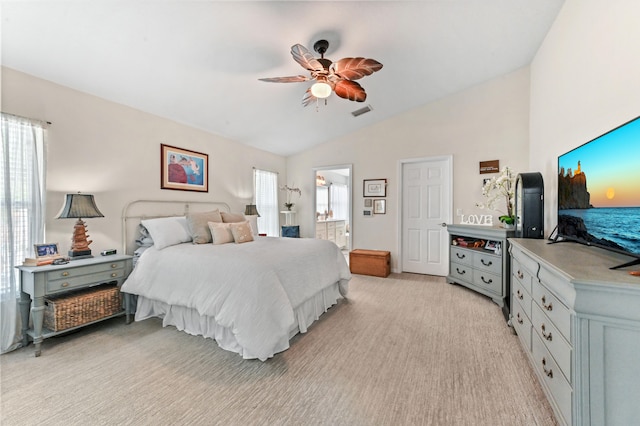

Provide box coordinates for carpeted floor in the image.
[0,273,557,425]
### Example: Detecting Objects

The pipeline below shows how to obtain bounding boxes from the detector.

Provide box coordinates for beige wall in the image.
[287,68,531,271]
[1,67,286,256]
[530,0,640,235]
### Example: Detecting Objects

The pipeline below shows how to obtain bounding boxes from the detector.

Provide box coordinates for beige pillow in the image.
[230,221,254,244]
[187,210,223,244]
[221,211,246,223]
[207,221,234,245]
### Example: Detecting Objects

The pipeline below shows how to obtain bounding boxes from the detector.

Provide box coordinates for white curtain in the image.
[254,169,279,237]
[1,113,46,353]
[329,183,348,220]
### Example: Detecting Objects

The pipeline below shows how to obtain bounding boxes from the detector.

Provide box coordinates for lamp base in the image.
[69,250,93,260]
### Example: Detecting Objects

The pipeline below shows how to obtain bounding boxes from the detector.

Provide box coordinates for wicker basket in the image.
[44,284,123,331]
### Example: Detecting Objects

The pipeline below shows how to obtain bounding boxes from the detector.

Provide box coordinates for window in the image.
[253,169,279,236]
[1,113,46,352]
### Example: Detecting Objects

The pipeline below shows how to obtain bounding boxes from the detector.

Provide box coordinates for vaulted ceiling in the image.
[1,1,564,156]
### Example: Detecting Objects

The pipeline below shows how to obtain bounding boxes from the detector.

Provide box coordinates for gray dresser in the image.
[509,239,640,425]
[447,224,514,319]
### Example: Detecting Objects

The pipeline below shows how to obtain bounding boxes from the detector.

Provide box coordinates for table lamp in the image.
[56,193,104,259]
[244,204,260,217]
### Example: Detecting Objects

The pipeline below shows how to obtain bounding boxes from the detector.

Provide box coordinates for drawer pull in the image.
[516,289,524,300]
[541,295,553,311]
[541,324,553,341]
[61,271,69,277]
[61,282,69,287]
[111,273,117,278]
[111,264,118,268]
[517,270,524,279]
[456,253,466,259]
[516,312,523,324]
[481,259,492,266]
[456,268,466,275]
[542,357,553,378]
[481,276,493,284]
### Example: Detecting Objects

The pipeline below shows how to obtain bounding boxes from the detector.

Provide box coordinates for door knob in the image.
[441,223,447,227]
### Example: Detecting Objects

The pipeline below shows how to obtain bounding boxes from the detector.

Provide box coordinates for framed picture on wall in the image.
[373,199,386,214]
[363,179,387,197]
[161,144,208,192]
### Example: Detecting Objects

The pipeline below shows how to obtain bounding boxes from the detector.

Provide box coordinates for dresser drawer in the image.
[473,252,501,275]
[532,282,571,342]
[512,298,532,351]
[451,247,473,266]
[450,261,472,283]
[46,261,126,281]
[472,269,501,295]
[47,266,126,294]
[512,257,535,294]
[532,332,572,425]
[532,302,571,382]
[512,276,532,319]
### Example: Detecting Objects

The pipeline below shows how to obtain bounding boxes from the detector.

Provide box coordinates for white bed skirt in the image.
[133,282,343,359]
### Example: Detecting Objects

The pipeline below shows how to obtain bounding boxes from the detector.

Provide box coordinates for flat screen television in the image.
[556,115,640,269]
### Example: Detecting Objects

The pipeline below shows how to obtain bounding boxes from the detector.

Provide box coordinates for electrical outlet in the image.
[456,208,463,216]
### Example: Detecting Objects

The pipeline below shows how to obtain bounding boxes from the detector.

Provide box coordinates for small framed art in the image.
[363,179,386,197]
[34,243,59,258]
[364,199,373,208]
[161,144,208,192]
[373,199,386,214]
[484,240,500,252]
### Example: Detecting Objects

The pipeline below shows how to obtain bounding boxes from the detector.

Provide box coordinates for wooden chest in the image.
[349,249,390,277]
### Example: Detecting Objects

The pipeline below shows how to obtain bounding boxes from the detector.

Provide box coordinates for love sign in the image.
[460,214,493,226]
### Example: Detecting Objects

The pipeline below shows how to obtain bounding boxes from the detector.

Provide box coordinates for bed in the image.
[120,200,351,361]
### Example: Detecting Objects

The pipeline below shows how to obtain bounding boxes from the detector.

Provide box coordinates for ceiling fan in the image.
[259,40,383,107]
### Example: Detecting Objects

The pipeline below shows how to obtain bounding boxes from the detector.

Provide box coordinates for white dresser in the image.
[509,239,640,425]
[316,220,346,248]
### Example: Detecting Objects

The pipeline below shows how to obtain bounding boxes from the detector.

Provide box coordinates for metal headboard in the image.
[121,199,231,255]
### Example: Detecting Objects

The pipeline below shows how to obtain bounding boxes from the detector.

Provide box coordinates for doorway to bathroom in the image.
[313,165,352,253]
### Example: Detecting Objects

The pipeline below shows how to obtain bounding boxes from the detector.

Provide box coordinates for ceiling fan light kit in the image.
[259,39,383,107]
[311,80,332,98]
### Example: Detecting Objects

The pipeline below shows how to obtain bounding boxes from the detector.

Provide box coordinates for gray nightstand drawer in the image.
[451,247,473,266]
[472,269,501,294]
[46,268,125,293]
[450,261,472,283]
[46,260,126,281]
[473,252,501,275]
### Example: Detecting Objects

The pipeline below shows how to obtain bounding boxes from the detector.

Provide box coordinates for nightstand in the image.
[16,254,133,356]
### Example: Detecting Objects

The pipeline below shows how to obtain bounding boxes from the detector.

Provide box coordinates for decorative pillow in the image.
[208,221,234,245]
[186,209,223,244]
[221,211,246,223]
[135,224,154,247]
[244,215,259,236]
[140,216,191,250]
[230,221,255,244]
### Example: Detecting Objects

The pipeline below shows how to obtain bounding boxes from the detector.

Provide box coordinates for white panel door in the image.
[401,157,451,275]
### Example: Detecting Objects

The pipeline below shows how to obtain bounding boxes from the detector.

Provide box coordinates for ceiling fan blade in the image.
[291,44,324,73]
[331,58,383,81]
[258,75,310,83]
[302,89,317,107]
[334,80,367,102]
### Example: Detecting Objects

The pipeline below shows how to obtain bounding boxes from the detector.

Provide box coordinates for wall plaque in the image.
[479,160,499,174]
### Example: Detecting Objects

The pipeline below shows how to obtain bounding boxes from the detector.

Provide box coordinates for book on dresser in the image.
[22,255,63,266]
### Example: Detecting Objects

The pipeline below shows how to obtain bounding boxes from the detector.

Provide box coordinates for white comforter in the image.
[121,237,351,360]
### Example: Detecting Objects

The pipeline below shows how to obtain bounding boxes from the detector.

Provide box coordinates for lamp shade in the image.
[244,204,260,217]
[56,193,104,219]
